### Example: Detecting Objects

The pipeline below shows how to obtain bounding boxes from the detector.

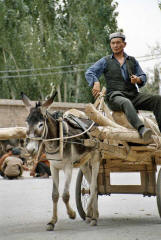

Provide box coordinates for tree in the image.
[141,44,161,95]
[0,0,119,102]
[159,0,161,9]
[142,67,160,95]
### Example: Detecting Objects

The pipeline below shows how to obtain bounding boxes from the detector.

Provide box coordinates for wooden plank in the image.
[112,111,160,135]
[97,173,103,185]
[140,172,149,193]
[85,104,126,129]
[130,145,156,151]
[83,139,97,147]
[90,126,154,144]
[0,127,26,139]
[154,150,161,156]
[147,171,156,194]
[140,171,156,194]
[97,171,110,194]
[100,144,127,160]
[155,156,161,165]
[105,185,147,194]
[107,165,154,172]
[99,142,154,163]
[99,161,155,172]
[97,171,156,195]
[102,151,152,164]
[126,150,152,163]
[112,111,133,129]
[98,185,107,194]
[97,174,110,191]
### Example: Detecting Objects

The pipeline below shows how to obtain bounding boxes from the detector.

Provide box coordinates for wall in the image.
[0,99,87,128]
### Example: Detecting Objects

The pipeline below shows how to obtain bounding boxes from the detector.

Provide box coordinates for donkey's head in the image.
[21,92,57,155]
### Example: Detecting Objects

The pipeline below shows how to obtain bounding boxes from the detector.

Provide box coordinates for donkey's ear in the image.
[21,92,32,111]
[42,91,57,108]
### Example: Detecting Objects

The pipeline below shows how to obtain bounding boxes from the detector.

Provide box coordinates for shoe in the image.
[138,126,152,141]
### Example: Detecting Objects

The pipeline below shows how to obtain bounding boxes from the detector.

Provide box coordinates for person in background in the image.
[0,144,13,177]
[1,148,24,179]
[30,153,51,178]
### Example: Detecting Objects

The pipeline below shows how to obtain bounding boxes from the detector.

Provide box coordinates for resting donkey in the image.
[22,92,100,231]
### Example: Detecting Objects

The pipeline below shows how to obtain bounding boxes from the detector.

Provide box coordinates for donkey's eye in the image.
[38,123,44,128]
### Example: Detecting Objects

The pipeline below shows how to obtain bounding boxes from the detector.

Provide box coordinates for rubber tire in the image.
[75,169,87,220]
[156,168,161,218]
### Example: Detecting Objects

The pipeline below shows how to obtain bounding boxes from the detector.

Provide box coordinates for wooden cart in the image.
[75,88,161,220]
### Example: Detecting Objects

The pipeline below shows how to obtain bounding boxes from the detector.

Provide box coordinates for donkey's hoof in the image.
[85,217,91,224]
[46,223,55,231]
[69,211,76,219]
[90,219,97,226]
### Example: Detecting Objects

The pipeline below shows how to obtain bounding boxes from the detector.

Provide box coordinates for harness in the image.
[26,92,105,163]
[26,110,95,162]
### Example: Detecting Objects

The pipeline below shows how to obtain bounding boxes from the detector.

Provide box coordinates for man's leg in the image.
[107,95,144,130]
[36,162,51,176]
[40,162,51,176]
[132,93,161,132]
[35,162,45,176]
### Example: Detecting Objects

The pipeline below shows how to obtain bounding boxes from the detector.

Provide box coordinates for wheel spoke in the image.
[81,176,90,211]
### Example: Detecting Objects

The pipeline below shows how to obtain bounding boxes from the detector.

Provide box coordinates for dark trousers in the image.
[36,162,51,176]
[6,176,19,180]
[107,91,161,132]
[0,171,17,179]
[0,170,4,177]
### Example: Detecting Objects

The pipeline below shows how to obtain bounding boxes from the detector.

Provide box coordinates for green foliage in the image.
[142,43,161,95]
[0,0,119,101]
[142,67,160,95]
[159,0,161,9]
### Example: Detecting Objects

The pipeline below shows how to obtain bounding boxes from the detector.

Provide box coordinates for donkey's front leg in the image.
[47,167,59,231]
[63,166,76,219]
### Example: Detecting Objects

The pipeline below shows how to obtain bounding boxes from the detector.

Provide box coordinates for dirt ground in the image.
[0,169,161,240]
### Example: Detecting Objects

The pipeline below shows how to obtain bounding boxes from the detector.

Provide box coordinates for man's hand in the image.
[92,82,101,98]
[131,75,141,84]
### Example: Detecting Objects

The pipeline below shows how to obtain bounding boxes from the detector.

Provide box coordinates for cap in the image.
[109,32,125,41]
[12,148,21,155]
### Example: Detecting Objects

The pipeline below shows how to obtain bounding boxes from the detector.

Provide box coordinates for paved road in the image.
[0,169,161,240]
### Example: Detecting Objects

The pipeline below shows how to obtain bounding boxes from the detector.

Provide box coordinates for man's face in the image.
[110,38,126,54]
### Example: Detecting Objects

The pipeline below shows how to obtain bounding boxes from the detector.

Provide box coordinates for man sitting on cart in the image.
[85,32,161,141]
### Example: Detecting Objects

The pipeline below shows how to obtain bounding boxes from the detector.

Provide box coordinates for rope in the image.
[27,120,95,142]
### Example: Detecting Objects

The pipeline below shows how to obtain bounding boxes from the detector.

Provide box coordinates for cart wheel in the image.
[75,169,90,220]
[156,168,161,218]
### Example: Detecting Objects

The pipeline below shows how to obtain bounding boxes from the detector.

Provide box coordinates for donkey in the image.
[22,93,100,231]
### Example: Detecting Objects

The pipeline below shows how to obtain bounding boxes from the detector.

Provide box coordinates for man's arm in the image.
[85,57,107,98]
[131,60,147,87]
